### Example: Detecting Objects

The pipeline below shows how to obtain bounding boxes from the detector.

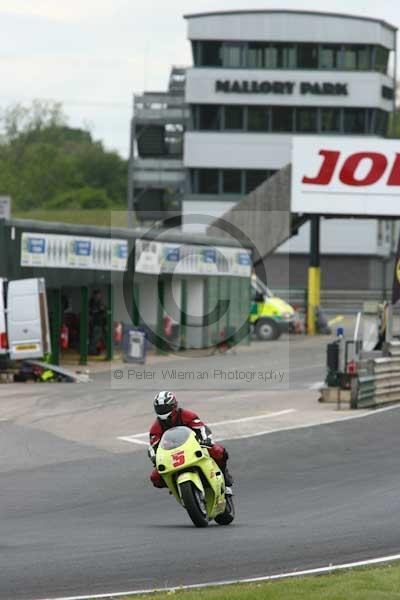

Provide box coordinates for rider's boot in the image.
[223,466,234,489]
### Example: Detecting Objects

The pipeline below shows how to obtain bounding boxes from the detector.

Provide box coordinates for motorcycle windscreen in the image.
[160,426,192,450]
[7,278,51,360]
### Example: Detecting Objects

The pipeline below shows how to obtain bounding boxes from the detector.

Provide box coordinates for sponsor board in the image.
[21,233,128,271]
[20,234,251,277]
[135,240,252,277]
[291,137,400,217]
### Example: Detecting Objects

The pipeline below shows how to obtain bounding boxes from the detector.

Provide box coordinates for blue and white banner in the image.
[21,233,128,271]
[135,240,252,277]
[27,238,46,255]
[21,233,252,277]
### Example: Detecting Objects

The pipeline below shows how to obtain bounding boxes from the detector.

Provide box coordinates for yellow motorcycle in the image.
[156,426,235,528]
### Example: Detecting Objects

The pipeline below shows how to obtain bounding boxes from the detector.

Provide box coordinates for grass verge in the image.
[97,563,400,600]
[13,209,129,228]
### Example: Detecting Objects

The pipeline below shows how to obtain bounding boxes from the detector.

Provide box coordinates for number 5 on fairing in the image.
[171,450,185,467]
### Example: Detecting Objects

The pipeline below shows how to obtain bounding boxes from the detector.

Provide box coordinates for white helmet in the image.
[153,391,178,421]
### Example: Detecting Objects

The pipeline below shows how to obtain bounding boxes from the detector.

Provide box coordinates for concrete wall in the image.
[134,275,207,348]
[185,132,292,170]
[182,199,237,234]
[277,218,393,256]
[185,68,393,111]
[186,277,205,348]
[164,278,182,323]
[137,275,158,327]
[264,253,395,291]
[207,165,292,262]
[186,11,396,48]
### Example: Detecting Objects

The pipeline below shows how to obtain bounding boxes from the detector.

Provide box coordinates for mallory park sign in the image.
[215,79,348,96]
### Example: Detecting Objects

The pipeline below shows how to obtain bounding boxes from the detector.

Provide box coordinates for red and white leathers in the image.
[149,408,228,488]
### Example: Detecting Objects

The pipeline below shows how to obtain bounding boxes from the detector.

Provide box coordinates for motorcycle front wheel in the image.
[180,481,209,528]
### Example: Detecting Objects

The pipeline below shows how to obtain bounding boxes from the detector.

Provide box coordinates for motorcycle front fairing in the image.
[156,426,226,519]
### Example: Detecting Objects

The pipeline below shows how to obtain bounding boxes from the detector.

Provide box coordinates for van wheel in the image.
[255,318,280,341]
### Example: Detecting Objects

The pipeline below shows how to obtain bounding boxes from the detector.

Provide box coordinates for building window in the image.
[271,106,293,132]
[375,46,389,73]
[343,45,372,70]
[321,108,341,132]
[190,170,196,191]
[192,105,388,136]
[201,41,222,66]
[264,43,297,68]
[221,43,244,67]
[199,105,221,130]
[247,106,269,131]
[247,42,266,68]
[265,45,278,68]
[381,112,389,136]
[276,43,296,68]
[192,41,200,66]
[343,45,357,69]
[224,106,244,130]
[375,110,389,135]
[192,170,278,195]
[320,45,342,69]
[344,108,366,133]
[222,170,242,193]
[365,109,376,134]
[195,40,389,71]
[296,108,317,132]
[245,170,271,193]
[198,169,219,194]
[297,44,319,69]
[356,45,371,70]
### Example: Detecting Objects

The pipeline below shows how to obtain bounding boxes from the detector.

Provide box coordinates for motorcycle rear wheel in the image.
[215,494,235,525]
[180,481,209,528]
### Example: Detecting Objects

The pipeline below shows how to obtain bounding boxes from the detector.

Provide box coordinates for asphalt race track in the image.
[1,404,400,600]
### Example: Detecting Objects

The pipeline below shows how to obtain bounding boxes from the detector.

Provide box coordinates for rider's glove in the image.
[200,437,213,448]
[194,424,213,447]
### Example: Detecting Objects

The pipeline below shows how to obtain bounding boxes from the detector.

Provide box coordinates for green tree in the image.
[46,186,112,210]
[0,100,127,211]
[0,99,66,143]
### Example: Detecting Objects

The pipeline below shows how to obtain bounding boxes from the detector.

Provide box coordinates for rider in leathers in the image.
[148,391,233,490]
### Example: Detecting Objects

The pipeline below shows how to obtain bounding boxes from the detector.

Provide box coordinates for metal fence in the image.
[275,288,392,314]
[352,341,400,408]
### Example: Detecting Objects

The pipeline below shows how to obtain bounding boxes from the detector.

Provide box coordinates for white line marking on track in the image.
[225,403,400,440]
[290,363,325,371]
[309,381,324,390]
[117,404,400,445]
[209,408,296,427]
[117,435,148,445]
[117,409,296,445]
[36,551,400,600]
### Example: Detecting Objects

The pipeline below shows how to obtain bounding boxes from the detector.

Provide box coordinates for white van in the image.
[0,278,51,361]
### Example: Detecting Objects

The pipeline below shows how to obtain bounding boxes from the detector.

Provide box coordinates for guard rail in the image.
[352,341,400,408]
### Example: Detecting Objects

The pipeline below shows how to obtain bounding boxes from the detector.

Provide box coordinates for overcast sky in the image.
[1,0,399,157]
